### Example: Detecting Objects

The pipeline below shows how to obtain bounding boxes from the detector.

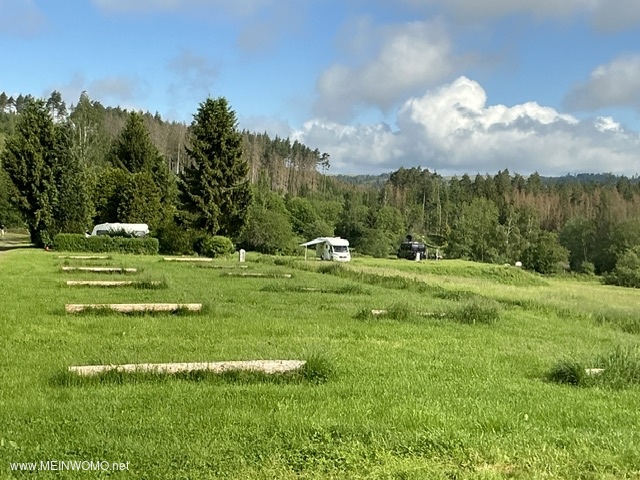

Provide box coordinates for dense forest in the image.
[2,90,640,287]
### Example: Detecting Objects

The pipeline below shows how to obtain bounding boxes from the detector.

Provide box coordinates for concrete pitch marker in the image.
[58,255,110,260]
[65,303,202,313]
[204,265,249,269]
[66,280,162,287]
[68,359,306,376]
[225,272,292,278]
[163,257,213,262]
[585,368,605,375]
[61,267,137,273]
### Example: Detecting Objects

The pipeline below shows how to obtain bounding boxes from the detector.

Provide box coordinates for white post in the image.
[239,249,246,263]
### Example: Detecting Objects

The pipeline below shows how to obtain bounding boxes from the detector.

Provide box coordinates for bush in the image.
[154,223,196,255]
[53,233,158,254]
[603,247,640,288]
[239,204,296,254]
[197,235,235,258]
[579,261,596,275]
[522,232,569,274]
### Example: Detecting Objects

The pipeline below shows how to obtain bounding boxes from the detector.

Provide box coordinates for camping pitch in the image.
[300,237,351,262]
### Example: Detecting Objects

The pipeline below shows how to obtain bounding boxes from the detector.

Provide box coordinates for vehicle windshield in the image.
[333,245,348,253]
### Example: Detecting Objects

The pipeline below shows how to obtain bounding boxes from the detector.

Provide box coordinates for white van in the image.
[90,223,149,237]
[300,237,351,262]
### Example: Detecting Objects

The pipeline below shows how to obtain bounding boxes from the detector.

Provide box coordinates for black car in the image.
[397,238,427,260]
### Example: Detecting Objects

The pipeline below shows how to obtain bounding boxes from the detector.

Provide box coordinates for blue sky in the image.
[2,0,640,176]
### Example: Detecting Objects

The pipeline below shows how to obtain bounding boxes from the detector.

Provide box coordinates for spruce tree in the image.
[108,111,176,225]
[179,97,252,238]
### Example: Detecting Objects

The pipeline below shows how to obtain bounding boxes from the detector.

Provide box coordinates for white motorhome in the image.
[300,237,351,262]
[89,223,149,237]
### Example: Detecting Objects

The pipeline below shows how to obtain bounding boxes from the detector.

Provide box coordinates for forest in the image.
[2,90,640,287]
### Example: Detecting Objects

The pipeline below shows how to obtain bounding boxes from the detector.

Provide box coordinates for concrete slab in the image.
[69,360,306,376]
[65,303,201,313]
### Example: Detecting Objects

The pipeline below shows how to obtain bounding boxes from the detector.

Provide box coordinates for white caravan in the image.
[90,223,150,237]
[300,237,351,262]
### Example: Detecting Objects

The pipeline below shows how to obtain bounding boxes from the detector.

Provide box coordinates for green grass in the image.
[2,251,640,478]
[53,354,333,388]
[547,346,640,389]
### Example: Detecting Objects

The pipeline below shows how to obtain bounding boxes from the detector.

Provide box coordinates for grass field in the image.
[1,243,640,479]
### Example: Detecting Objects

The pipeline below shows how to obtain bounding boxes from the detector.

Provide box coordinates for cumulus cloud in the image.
[314,20,459,121]
[0,0,46,37]
[565,55,640,111]
[295,77,640,176]
[393,0,640,31]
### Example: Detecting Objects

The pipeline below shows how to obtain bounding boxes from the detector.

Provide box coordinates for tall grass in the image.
[446,300,501,325]
[547,346,640,388]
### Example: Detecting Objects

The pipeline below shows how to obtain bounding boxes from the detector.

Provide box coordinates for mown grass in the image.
[2,250,640,478]
[53,353,334,387]
[261,283,369,295]
[65,303,208,317]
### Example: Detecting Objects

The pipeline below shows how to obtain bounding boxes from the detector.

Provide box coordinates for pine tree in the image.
[179,97,252,238]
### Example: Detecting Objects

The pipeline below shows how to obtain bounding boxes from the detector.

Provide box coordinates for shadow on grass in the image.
[51,354,334,387]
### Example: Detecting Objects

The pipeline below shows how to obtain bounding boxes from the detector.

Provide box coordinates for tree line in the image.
[2,90,640,287]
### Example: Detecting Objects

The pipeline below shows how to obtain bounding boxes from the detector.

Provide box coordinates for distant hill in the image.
[332,173,391,188]
[541,173,639,186]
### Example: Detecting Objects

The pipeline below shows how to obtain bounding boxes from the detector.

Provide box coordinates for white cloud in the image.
[90,76,142,102]
[0,0,46,37]
[595,116,622,132]
[565,55,640,111]
[48,74,144,109]
[397,0,592,20]
[314,20,459,121]
[167,50,218,93]
[92,0,272,16]
[590,0,640,32]
[295,77,640,176]
[393,0,640,31]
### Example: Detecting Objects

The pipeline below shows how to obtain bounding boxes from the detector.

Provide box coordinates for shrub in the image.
[579,261,596,276]
[53,233,158,254]
[603,247,640,288]
[154,223,196,255]
[522,232,569,274]
[197,235,235,258]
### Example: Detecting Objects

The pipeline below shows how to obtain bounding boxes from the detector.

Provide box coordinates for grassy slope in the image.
[1,251,640,479]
